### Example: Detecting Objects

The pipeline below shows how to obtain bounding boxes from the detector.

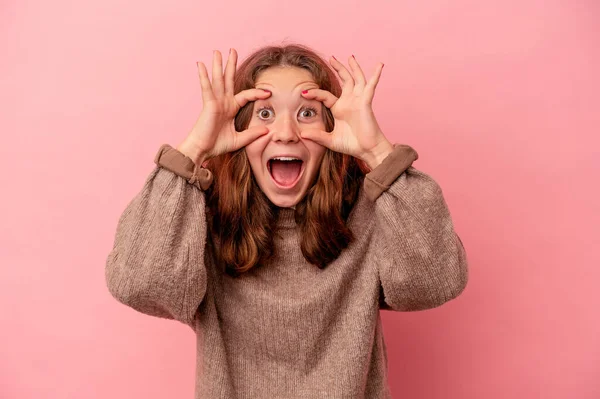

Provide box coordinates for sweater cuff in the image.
[364,143,419,201]
[154,144,214,190]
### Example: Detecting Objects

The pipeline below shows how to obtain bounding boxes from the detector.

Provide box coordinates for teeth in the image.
[271,157,300,161]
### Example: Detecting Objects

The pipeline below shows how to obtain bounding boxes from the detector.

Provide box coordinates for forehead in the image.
[255,66,319,93]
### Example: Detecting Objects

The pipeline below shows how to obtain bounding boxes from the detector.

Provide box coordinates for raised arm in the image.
[364,144,469,312]
[105,144,214,329]
[104,49,277,329]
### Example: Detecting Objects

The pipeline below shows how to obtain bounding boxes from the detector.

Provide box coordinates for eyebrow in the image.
[255,80,318,88]
[254,97,320,107]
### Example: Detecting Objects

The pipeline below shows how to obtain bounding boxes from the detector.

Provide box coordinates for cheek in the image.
[244,138,269,172]
[305,141,326,162]
[244,143,260,168]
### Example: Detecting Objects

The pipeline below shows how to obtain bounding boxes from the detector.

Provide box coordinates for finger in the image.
[234,125,270,150]
[234,88,271,109]
[300,88,338,109]
[349,54,367,89]
[212,50,225,96]
[330,55,354,95]
[364,63,384,103]
[300,128,334,150]
[196,61,215,104]
[224,48,237,96]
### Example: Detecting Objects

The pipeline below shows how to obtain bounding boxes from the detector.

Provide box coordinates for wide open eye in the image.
[256,106,274,120]
[256,105,319,121]
[299,106,318,119]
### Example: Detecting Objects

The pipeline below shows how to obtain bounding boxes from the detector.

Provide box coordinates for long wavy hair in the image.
[205,43,370,276]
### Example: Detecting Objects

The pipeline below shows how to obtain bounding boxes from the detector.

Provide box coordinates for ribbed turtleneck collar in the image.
[276,207,297,228]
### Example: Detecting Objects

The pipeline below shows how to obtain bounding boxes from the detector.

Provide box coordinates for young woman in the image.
[105,43,469,398]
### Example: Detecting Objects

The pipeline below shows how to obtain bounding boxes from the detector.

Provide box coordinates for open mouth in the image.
[267,157,305,189]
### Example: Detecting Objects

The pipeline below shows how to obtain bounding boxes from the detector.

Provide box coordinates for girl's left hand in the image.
[300,55,394,169]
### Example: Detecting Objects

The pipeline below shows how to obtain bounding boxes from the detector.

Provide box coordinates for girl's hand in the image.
[177,48,272,165]
[299,55,394,169]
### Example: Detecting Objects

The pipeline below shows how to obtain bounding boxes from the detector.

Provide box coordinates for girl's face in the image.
[245,66,327,208]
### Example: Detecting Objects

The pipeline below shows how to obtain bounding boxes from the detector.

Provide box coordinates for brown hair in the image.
[205,43,370,276]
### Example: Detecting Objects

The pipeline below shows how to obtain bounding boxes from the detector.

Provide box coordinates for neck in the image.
[276,207,296,228]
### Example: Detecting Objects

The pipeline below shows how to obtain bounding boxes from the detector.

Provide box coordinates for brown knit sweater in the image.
[105,143,468,399]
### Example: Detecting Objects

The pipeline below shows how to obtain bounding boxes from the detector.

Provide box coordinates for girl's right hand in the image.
[177,48,272,165]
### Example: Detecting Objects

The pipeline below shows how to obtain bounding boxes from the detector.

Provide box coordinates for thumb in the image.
[234,125,270,150]
[300,129,334,149]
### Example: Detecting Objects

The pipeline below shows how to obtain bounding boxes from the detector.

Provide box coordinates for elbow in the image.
[406,276,468,312]
[446,234,469,302]
[381,237,469,312]
[105,260,178,322]
[104,251,155,316]
[104,250,206,328]
[105,251,125,302]
[389,271,468,312]
[418,237,469,310]
[105,252,141,309]
[419,230,469,309]
[435,262,469,308]
[416,240,469,310]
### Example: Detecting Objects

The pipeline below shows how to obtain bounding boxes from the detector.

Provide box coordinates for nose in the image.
[270,116,300,144]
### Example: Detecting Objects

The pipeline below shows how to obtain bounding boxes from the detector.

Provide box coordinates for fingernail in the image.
[382,63,384,68]
[332,55,337,61]
[261,89,271,93]
[302,90,308,94]
[352,54,355,59]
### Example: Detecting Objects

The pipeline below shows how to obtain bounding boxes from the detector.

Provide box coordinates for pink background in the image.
[1,0,598,398]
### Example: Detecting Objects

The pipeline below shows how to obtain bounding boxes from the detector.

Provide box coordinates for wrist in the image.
[362,139,394,170]
[176,138,209,166]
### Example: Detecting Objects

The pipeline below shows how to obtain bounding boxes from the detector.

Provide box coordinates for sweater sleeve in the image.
[105,144,214,329]
[364,144,469,312]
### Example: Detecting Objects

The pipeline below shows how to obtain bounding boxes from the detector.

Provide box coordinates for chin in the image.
[265,192,303,208]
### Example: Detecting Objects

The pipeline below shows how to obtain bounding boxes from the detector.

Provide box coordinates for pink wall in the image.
[1,0,598,398]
